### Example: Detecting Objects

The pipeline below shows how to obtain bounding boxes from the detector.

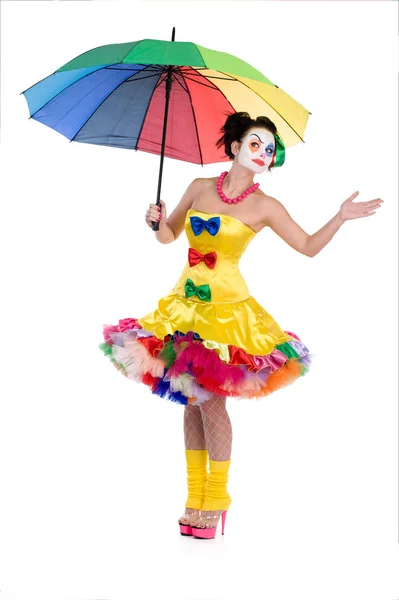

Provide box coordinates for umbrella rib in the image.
[135,69,166,151]
[28,63,158,120]
[21,70,57,96]
[124,72,166,83]
[179,68,236,82]
[178,67,238,160]
[176,67,203,166]
[180,66,236,77]
[68,66,157,143]
[105,64,163,72]
[183,67,307,143]
[106,65,166,81]
[216,69,306,143]
[28,66,118,119]
[154,70,169,91]
[191,67,237,107]
[176,73,225,92]
[171,70,189,94]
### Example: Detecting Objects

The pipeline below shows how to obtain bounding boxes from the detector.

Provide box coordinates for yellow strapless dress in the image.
[100,208,312,405]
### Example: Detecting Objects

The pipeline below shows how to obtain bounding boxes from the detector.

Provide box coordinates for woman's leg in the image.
[184,404,206,451]
[179,404,208,526]
[199,395,232,461]
[197,395,232,528]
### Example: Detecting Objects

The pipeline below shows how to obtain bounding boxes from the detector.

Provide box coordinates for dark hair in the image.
[215,111,277,161]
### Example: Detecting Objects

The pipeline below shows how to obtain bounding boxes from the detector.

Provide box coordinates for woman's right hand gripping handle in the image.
[145,200,175,244]
[145,200,166,228]
[145,179,199,243]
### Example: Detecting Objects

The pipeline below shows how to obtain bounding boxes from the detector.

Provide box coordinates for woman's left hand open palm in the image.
[339,192,384,222]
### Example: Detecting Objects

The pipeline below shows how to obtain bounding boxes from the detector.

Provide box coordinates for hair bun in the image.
[223,111,252,132]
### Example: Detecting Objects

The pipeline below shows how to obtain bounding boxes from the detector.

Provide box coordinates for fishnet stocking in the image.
[184,405,206,450]
[199,395,232,461]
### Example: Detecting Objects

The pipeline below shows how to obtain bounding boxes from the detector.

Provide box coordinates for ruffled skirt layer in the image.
[99,317,312,406]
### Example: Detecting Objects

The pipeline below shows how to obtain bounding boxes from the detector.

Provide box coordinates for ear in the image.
[231,140,240,157]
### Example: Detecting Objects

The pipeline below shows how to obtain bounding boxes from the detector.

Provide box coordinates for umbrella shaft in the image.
[156,64,173,203]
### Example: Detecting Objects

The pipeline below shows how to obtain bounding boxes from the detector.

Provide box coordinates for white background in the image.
[0,1,398,599]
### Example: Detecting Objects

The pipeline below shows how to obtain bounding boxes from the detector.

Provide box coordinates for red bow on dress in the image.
[188,247,217,269]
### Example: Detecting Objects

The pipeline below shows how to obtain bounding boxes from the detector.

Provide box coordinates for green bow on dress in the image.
[184,278,211,302]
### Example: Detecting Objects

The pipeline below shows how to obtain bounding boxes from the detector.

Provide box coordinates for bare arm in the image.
[155,178,201,244]
[304,213,345,257]
[263,197,313,256]
[263,192,383,257]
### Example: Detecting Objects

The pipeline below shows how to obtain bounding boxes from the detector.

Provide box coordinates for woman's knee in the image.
[199,394,226,415]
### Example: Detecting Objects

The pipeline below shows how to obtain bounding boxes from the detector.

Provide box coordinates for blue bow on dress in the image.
[190,215,220,236]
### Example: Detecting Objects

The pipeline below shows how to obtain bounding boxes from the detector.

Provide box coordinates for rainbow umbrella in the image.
[21,28,310,230]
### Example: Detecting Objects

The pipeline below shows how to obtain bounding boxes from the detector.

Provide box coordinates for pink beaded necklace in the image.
[216,171,259,204]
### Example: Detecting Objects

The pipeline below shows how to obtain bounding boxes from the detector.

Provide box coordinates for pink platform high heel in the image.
[191,510,227,539]
[179,523,193,536]
[178,507,201,536]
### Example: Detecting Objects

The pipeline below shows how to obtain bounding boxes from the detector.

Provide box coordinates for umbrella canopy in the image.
[22,37,310,165]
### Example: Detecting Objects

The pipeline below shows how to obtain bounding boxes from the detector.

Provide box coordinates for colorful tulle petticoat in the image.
[99,208,313,406]
[99,316,311,406]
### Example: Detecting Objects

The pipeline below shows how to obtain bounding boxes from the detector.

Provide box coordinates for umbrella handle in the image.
[151,200,162,230]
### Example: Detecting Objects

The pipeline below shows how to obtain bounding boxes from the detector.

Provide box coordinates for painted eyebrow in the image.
[249,134,275,149]
[249,133,264,143]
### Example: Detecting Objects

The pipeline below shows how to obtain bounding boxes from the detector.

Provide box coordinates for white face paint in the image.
[235,127,276,174]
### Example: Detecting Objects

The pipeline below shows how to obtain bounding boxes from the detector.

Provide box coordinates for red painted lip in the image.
[252,158,265,166]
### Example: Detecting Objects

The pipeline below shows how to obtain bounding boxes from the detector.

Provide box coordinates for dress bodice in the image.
[171,208,257,303]
[138,207,292,355]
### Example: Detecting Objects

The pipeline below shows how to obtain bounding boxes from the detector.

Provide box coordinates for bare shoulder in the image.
[196,176,217,190]
[188,176,219,199]
[184,177,211,196]
[178,177,206,208]
[255,189,283,226]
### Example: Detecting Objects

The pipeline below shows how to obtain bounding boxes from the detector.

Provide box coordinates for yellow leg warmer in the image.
[185,449,209,510]
[201,459,232,512]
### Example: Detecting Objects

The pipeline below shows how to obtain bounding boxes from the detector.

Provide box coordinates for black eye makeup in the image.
[247,134,275,159]
[250,133,264,142]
